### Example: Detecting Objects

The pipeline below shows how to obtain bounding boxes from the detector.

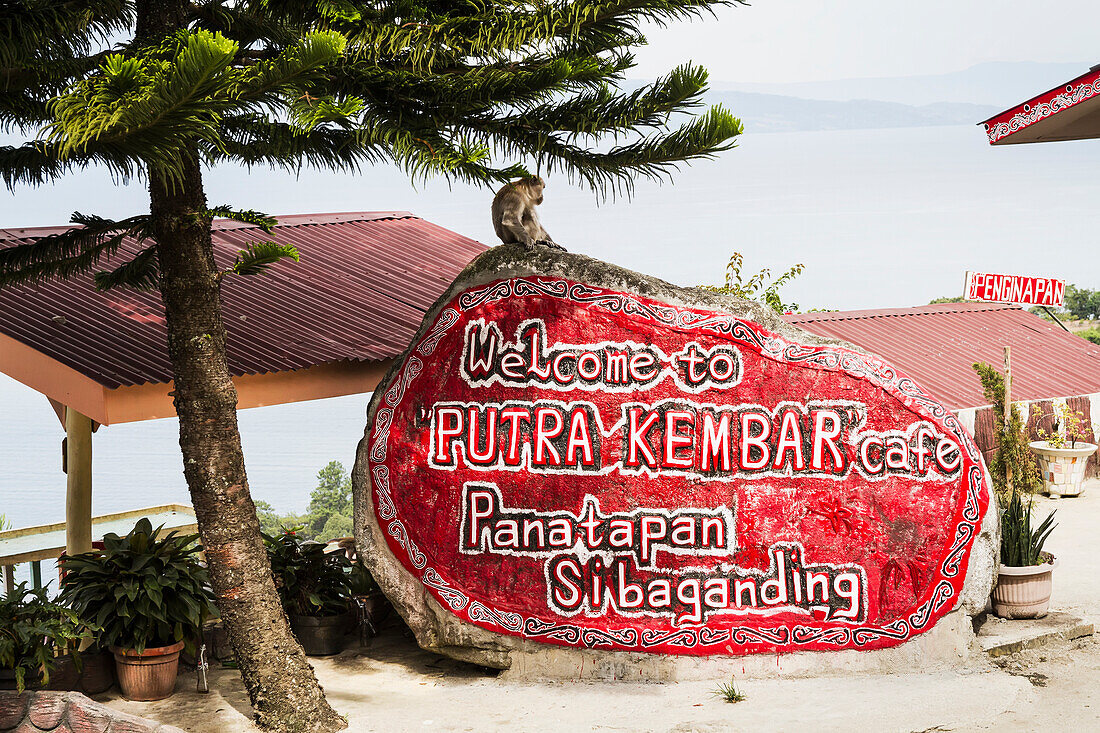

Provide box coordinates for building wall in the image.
[955,391,1100,481]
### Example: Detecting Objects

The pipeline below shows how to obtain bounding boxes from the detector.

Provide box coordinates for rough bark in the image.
[138,2,345,731]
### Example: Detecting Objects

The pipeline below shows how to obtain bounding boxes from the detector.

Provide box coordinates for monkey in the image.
[491,176,566,251]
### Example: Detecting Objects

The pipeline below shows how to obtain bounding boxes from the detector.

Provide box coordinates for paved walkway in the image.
[103,483,1100,732]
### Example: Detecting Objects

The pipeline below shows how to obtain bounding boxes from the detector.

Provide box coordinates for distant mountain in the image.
[703,61,1091,108]
[707,92,998,134]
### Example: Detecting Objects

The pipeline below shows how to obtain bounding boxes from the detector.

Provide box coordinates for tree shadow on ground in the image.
[327,614,501,681]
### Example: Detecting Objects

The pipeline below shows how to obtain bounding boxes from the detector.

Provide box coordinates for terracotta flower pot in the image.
[1029,440,1097,497]
[991,558,1057,619]
[110,640,185,701]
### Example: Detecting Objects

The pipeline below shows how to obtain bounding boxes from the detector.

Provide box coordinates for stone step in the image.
[976,611,1094,657]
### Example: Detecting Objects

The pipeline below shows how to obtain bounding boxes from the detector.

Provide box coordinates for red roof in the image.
[786,302,1100,411]
[982,65,1100,145]
[0,212,486,388]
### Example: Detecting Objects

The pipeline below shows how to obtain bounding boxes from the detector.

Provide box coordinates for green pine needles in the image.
[2,0,745,293]
[1,3,749,727]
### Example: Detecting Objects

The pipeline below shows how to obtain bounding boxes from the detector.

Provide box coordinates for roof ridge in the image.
[213,211,417,231]
[790,302,1019,322]
[0,212,420,241]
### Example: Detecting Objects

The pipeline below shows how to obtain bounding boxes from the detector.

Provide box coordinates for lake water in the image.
[3,122,1100,529]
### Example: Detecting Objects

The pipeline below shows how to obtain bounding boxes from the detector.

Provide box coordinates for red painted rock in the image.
[353,247,995,669]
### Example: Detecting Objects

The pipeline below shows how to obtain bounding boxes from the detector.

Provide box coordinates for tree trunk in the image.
[137,3,345,732]
[150,158,346,733]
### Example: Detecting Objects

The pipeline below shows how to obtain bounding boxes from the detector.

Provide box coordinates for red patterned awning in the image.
[982,65,1100,145]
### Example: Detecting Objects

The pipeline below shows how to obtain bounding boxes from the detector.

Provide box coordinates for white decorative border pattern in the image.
[985,69,1100,144]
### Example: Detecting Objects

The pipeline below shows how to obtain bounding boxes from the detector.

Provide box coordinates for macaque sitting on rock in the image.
[491,176,565,251]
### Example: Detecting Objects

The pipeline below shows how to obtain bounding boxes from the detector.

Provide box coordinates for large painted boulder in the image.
[352,246,996,672]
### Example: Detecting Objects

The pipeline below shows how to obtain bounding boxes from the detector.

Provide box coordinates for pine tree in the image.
[1,1,744,730]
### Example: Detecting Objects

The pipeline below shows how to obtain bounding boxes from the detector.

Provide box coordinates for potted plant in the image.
[0,583,98,692]
[1029,403,1097,497]
[264,529,353,655]
[973,362,1059,618]
[992,487,1058,618]
[60,518,216,701]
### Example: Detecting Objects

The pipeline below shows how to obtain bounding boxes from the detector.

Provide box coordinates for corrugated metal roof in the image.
[786,302,1100,410]
[0,212,487,388]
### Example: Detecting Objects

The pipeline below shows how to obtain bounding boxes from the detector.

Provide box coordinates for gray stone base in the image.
[499,609,976,681]
[977,611,1095,658]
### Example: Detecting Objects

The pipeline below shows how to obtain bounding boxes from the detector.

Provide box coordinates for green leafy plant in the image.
[1064,284,1100,321]
[713,680,746,703]
[0,583,96,692]
[1078,327,1100,345]
[347,558,380,597]
[703,252,805,314]
[1032,403,1091,449]
[1000,487,1057,567]
[973,363,1057,567]
[59,518,216,654]
[972,362,1042,499]
[263,529,352,617]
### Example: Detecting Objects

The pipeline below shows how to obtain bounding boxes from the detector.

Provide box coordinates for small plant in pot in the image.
[60,518,216,701]
[973,362,1060,619]
[0,583,97,692]
[993,487,1058,618]
[264,529,352,655]
[1029,403,1097,498]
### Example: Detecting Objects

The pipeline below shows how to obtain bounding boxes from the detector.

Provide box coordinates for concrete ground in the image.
[103,483,1100,733]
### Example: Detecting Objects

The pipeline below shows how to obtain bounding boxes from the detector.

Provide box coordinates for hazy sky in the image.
[3,1,1099,309]
[633,1,1097,83]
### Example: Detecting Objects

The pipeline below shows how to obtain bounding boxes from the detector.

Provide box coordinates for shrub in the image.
[1077,327,1100,345]
[0,583,95,692]
[972,362,1041,498]
[60,518,216,653]
[263,529,352,617]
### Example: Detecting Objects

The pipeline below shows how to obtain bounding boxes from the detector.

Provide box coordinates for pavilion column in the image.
[65,408,93,555]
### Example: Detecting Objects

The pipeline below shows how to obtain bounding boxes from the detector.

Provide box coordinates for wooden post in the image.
[65,408,94,555]
[1004,346,1013,494]
[2,565,13,597]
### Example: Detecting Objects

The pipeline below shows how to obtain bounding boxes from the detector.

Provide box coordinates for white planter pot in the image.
[1029,441,1097,498]
[991,558,1057,619]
